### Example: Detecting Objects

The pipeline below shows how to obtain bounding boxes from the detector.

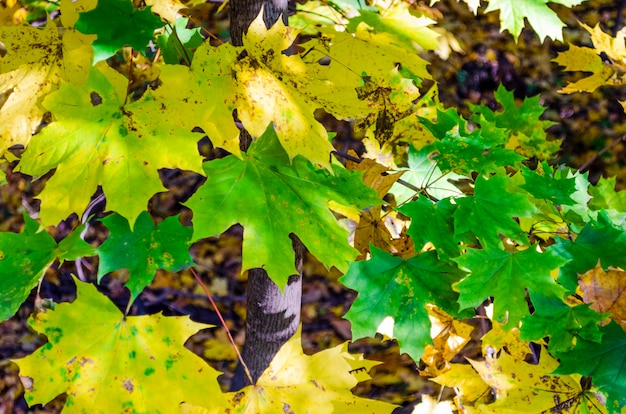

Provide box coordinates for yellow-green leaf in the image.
[14,279,228,413]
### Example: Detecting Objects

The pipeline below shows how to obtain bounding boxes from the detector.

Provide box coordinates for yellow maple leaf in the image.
[469,350,606,413]
[0,23,94,152]
[432,363,492,409]
[481,320,538,361]
[554,24,626,94]
[212,328,397,413]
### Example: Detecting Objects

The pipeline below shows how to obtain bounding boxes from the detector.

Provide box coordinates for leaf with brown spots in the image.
[579,265,626,330]
[17,64,204,226]
[469,350,606,413]
[0,23,94,152]
[14,279,228,413]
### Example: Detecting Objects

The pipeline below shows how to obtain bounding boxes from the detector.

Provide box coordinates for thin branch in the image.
[578,134,626,173]
[190,267,253,385]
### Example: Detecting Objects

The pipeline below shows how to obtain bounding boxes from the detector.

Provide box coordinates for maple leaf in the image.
[520,292,607,354]
[14,279,228,413]
[481,319,537,361]
[554,45,616,93]
[470,86,558,160]
[553,210,626,291]
[390,145,465,204]
[432,363,492,409]
[145,0,187,22]
[0,23,94,152]
[453,170,537,248]
[17,65,204,226]
[420,306,473,377]
[346,157,406,258]
[470,349,606,413]
[520,162,577,205]
[97,212,194,301]
[346,2,440,51]
[421,106,526,175]
[186,126,380,288]
[219,328,398,413]
[0,215,94,322]
[578,265,626,331]
[454,246,569,326]
[235,14,374,168]
[75,0,165,62]
[153,41,242,156]
[589,176,626,224]
[554,321,626,413]
[484,0,584,41]
[340,246,467,361]
[555,24,626,94]
[399,196,461,260]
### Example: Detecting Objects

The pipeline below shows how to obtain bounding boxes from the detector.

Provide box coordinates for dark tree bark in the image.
[229,0,303,390]
[229,0,288,47]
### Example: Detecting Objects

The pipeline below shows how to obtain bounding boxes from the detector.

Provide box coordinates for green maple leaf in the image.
[588,176,626,224]
[520,292,607,354]
[75,0,165,62]
[554,321,626,413]
[485,0,584,41]
[98,212,194,301]
[390,146,465,204]
[340,246,467,361]
[454,246,569,326]
[433,130,525,175]
[420,106,525,175]
[13,279,228,412]
[454,170,537,248]
[419,108,464,139]
[470,86,558,159]
[56,223,97,263]
[520,162,577,205]
[553,210,626,291]
[156,17,203,64]
[0,215,56,322]
[399,196,461,260]
[186,126,380,288]
[0,215,95,322]
[17,65,203,227]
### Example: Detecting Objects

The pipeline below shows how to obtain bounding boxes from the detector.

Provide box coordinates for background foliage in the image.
[1,0,626,412]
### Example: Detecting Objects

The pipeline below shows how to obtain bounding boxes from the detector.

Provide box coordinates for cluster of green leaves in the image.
[1,0,626,412]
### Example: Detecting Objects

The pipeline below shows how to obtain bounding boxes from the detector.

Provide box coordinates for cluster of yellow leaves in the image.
[15,280,397,413]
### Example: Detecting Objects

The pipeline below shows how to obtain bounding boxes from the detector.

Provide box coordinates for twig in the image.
[578,134,626,173]
[190,267,254,385]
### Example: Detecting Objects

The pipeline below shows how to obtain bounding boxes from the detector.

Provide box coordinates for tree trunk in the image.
[230,0,288,47]
[229,0,303,390]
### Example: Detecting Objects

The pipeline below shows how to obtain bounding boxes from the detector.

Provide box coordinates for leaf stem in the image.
[189,267,254,386]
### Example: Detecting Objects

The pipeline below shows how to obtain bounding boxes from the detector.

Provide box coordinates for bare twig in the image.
[190,267,253,385]
[578,134,626,173]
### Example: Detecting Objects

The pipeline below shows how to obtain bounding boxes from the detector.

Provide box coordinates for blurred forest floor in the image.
[1,0,626,412]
